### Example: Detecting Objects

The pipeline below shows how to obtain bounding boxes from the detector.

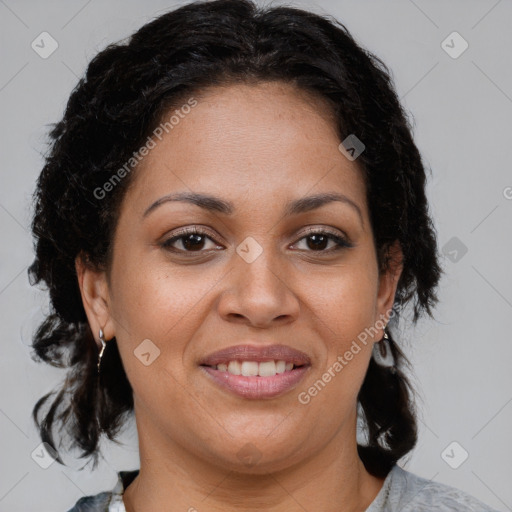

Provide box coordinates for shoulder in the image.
[375,464,499,511]
[66,491,112,511]
[66,469,138,512]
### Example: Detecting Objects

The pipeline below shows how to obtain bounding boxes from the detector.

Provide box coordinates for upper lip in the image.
[199,344,312,366]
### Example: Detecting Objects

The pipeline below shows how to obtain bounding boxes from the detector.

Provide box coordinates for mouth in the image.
[198,344,311,399]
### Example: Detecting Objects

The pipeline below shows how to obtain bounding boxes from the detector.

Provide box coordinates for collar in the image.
[108,470,140,511]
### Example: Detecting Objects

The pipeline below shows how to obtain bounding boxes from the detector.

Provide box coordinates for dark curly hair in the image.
[28,0,442,477]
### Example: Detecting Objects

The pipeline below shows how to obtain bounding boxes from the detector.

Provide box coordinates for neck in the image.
[123,407,386,512]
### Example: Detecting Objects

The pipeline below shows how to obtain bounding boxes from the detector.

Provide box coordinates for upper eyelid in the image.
[298,226,348,238]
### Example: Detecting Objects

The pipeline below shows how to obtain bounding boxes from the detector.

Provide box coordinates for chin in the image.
[201,436,308,475]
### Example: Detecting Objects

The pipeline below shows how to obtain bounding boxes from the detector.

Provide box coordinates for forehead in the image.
[124,81,367,217]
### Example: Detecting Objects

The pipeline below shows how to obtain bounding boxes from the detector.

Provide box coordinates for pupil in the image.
[183,234,204,251]
[308,234,327,250]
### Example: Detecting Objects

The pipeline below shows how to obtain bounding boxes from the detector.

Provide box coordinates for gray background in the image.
[1,0,511,510]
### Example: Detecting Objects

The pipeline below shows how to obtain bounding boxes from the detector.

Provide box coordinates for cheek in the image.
[111,244,218,333]
[110,256,225,375]
[296,255,378,405]
[304,254,379,345]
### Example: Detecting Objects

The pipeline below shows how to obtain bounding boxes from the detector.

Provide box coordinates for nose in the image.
[216,247,300,329]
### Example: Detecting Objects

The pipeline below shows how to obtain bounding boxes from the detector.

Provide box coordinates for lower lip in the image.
[200,365,310,399]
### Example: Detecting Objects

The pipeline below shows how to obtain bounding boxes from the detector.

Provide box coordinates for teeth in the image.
[213,360,296,376]
[258,361,276,377]
[227,360,241,375]
[241,361,259,376]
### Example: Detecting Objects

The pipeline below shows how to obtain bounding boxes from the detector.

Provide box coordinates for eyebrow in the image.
[142,191,363,224]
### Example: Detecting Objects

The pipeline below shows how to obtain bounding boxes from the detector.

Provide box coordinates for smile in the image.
[204,359,297,376]
[199,360,310,399]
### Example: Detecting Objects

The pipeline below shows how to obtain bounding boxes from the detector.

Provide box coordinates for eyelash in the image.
[160,226,353,256]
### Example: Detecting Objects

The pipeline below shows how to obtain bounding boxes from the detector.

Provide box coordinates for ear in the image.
[75,253,115,349]
[375,240,403,327]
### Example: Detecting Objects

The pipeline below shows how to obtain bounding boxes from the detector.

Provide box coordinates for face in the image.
[77,81,402,474]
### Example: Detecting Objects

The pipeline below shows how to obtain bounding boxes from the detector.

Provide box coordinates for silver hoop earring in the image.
[372,327,396,373]
[97,328,107,375]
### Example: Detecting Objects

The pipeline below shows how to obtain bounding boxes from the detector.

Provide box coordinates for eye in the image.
[291,228,353,253]
[161,227,221,253]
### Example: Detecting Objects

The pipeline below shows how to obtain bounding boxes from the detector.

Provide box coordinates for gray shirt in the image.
[366,464,499,511]
[67,463,499,511]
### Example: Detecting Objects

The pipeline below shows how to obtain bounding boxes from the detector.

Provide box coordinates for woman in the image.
[28,0,498,510]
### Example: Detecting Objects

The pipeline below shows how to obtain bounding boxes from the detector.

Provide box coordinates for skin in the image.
[76,81,403,512]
